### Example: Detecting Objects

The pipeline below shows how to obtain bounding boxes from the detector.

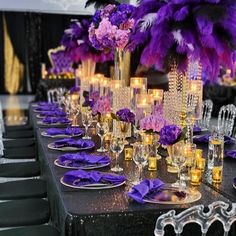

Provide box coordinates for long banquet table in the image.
[29,104,236,236]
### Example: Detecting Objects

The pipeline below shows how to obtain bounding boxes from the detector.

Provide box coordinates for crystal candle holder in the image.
[195,149,203,159]
[124,147,133,161]
[130,77,147,90]
[212,166,223,184]
[148,89,164,104]
[148,156,157,171]
[142,133,154,145]
[196,157,205,171]
[190,169,202,186]
[110,80,124,89]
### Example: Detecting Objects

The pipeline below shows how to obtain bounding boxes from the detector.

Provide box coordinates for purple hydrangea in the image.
[61,19,113,63]
[159,125,182,146]
[92,96,111,115]
[89,4,135,50]
[140,114,167,132]
[116,108,135,124]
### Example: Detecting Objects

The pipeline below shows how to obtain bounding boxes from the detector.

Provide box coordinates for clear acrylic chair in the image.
[217,104,236,136]
[198,99,213,128]
[47,87,67,103]
[154,201,236,236]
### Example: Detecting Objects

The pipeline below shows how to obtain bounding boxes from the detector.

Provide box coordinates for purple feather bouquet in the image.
[89,4,135,50]
[129,0,236,81]
[61,19,113,63]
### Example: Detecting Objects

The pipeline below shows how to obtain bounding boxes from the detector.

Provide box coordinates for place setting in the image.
[41,127,84,138]
[37,117,71,127]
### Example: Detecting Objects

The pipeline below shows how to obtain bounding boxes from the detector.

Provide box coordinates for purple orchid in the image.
[89,4,135,50]
[159,125,182,146]
[116,108,135,124]
[61,19,113,63]
[129,0,236,81]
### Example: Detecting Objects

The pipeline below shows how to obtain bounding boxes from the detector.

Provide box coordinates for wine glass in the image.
[110,136,124,172]
[96,121,109,152]
[82,111,93,139]
[172,142,187,189]
[132,143,149,184]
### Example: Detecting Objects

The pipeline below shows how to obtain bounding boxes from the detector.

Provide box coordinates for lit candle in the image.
[196,157,205,171]
[212,166,223,184]
[148,157,157,171]
[190,169,202,186]
[136,94,153,109]
[110,80,123,89]
[71,93,79,102]
[124,147,133,161]
[148,89,164,102]
[195,149,203,159]
[142,133,153,145]
[130,77,147,89]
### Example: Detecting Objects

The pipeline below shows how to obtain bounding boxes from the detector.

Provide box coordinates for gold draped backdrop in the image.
[3,14,23,94]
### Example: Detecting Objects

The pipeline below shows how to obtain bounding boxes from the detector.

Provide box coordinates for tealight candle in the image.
[130,77,147,89]
[148,157,157,171]
[195,149,203,159]
[148,89,163,102]
[190,169,202,186]
[196,157,205,171]
[136,94,153,109]
[142,133,153,145]
[124,147,133,161]
[212,166,223,184]
[110,80,123,89]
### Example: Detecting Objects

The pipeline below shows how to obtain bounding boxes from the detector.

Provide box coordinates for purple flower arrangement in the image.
[115,108,135,124]
[140,114,167,133]
[129,0,236,81]
[92,95,111,115]
[159,125,182,146]
[61,19,113,63]
[89,4,135,50]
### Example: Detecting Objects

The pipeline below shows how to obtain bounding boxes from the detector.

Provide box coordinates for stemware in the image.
[132,143,149,184]
[172,142,187,189]
[110,136,124,172]
[119,121,129,144]
[96,121,109,152]
[82,111,93,139]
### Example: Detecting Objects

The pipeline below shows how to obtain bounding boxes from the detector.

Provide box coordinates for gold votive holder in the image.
[142,133,153,145]
[124,147,133,161]
[148,156,157,171]
[196,157,206,172]
[212,166,223,184]
[190,169,202,186]
[195,149,203,159]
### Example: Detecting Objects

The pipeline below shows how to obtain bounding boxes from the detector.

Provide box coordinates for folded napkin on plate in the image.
[46,127,83,136]
[128,179,165,203]
[63,169,125,186]
[58,153,110,166]
[193,134,235,144]
[54,138,94,148]
[225,150,236,159]
[193,126,201,133]
[43,117,70,124]
[40,110,66,117]
[35,106,58,111]
[37,102,58,107]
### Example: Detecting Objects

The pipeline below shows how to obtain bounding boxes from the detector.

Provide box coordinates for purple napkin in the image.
[193,126,201,133]
[54,138,94,149]
[63,169,126,186]
[128,179,165,203]
[46,127,83,136]
[40,110,66,117]
[193,134,235,144]
[225,150,236,159]
[58,153,110,167]
[43,117,70,124]
[35,106,58,111]
[233,177,236,186]
[37,102,58,107]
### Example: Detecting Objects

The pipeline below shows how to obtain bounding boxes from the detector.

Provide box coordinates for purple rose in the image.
[159,125,182,146]
[116,108,135,124]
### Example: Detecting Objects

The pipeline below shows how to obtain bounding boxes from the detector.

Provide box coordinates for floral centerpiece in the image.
[159,125,182,146]
[111,108,135,124]
[140,114,167,133]
[89,3,135,82]
[129,0,236,81]
[92,95,111,116]
[61,19,113,63]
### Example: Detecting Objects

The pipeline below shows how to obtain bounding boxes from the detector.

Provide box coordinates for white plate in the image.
[37,121,71,127]
[41,131,82,139]
[54,159,110,170]
[143,185,201,205]
[233,183,236,190]
[48,142,95,151]
[60,177,125,190]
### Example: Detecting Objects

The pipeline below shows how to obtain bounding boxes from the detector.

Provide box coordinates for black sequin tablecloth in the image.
[29,105,236,236]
